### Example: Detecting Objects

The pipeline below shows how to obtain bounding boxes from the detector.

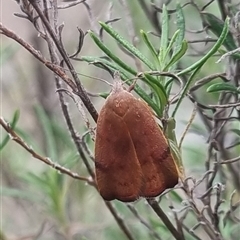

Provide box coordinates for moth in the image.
[95,74,178,202]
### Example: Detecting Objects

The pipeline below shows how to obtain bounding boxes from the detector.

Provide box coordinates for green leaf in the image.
[99,22,155,70]
[207,83,240,94]
[164,30,180,62]
[163,40,188,71]
[230,129,240,136]
[89,31,138,75]
[80,55,122,72]
[169,139,184,178]
[165,118,184,179]
[0,110,20,151]
[177,17,230,77]
[162,4,186,93]
[159,4,169,64]
[140,30,159,65]
[132,87,162,116]
[141,72,168,114]
[173,61,204,118]
[202,12,240,59]
[173,3,185,55]
[85,34,169,113]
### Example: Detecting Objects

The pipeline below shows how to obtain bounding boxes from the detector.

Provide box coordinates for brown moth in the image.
[95,74,179,202]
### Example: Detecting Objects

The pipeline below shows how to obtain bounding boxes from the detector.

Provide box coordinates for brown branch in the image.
[167,196,185,239]
[105,202,136,240]
[209,102,240,108]
[58,0,86,9]
[189,73,227,93]
[0,23,77,91]
[28,0,98,122]
[146,198,184,240]
[127,204,162,240]
[221,156,240,164]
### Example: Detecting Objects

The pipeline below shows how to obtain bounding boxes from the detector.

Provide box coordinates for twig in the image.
[221,156,240,164]
[146,198,184,240]
[58,0,86,9]
[28,0,98,122]
[82,1,99,34]
[105,202,136,240]
[182,223,202,240]
[194,170,214,190]
[187,38,217,43]
[209,102,240,108]
[167,196,185,239]
[217,47,240,63]
[182,179,224,240]
[212,183,225,231]
[0,23,77,91]
[57,88,95,138]
[127,204,162,240]
[189,73,226,92]
[179,104,197,149]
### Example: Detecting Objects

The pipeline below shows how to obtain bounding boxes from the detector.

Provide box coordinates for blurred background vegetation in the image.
[1,0,240,240]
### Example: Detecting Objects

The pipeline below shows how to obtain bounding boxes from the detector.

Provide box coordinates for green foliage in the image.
[84,5,230,121]
[207,82,240,94]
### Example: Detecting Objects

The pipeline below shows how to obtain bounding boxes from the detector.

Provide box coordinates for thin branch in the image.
[179,104,197,150]
[146,198,184,240]
[221,156,240,164]
[167,196,185,239]
[28,0,98,122]
[58,0,86,9]
[209,102,240,108]
[189,73,227,92]
[182,223,202,240]
[57,88,95,137]
[0,23,77,91]
[212,183,225,231]
[127,204,162,240]
[187,38,217,43]
[105,202,136,240]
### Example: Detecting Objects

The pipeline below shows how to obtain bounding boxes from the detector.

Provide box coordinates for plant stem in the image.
[147,198,185,240]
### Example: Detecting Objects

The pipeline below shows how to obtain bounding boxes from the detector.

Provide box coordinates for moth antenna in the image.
[58,67,113,87]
